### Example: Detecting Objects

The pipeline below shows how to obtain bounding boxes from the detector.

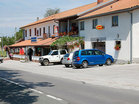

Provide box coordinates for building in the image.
[10,0,139,63]
[78,0,139,63]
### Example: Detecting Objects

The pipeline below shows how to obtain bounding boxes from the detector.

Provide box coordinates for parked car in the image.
[39,49,68,66]
[62,53,73,67]
[0,56,3,63]
[72,49,114,68]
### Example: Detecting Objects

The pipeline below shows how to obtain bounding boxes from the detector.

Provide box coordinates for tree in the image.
[44,8,60,17]
[51,36,84,49]
[15,29,23,41]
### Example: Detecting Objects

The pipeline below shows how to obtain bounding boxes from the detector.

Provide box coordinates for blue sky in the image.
[0,0,96,37]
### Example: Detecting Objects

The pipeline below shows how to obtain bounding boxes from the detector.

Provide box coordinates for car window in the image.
[94,50,104,55]
[81,51,87,55]
[51,51,58,55]
[81,50,94,55]
[64,54,69,57]
[73,51,79,57]
[60,50,66,54]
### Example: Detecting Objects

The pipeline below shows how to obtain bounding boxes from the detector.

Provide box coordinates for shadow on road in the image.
[0,79,38,104]
[0,69,55,104]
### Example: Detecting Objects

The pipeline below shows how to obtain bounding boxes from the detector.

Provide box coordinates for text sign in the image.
[31,37,37,42]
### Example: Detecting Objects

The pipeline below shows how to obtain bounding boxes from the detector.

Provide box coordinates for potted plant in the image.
[114,44,121,51]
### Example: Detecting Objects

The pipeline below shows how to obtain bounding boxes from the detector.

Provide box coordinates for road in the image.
[0,67,139,104]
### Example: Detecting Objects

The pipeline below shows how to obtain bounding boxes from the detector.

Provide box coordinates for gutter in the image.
[77,5,139,20]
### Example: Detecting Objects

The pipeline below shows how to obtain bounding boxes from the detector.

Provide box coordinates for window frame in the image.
[92,19,98,29]
[29,29,31,36]
[112,16,118,27]
[80,21,85,30]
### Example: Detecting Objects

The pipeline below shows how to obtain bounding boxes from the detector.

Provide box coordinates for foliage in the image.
[0,29,23,47]
[0,51,6,57]
[51,36,84,48]
[44,8,60,17]
[15,29,23,41]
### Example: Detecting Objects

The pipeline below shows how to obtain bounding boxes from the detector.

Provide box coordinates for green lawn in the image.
[0,51,7,57]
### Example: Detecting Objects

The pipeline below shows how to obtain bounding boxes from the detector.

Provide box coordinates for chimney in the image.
[97,0,103,4]
[37,17,39,21]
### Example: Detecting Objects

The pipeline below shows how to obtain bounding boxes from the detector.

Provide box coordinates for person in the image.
[28,48,33,61]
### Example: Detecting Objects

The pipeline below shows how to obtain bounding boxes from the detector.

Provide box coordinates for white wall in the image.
[79,12,132,61]
[133,9,139,60]
[24,20,58,40]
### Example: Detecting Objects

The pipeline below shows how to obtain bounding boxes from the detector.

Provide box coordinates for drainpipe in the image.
[130,12,133,63]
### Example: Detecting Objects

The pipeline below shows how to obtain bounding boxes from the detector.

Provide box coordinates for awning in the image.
[9,38,58,48]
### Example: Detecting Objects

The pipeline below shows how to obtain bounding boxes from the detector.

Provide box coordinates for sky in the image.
[0,0,96,37]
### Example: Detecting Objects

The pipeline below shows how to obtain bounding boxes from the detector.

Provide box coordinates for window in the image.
[34,28,37,36]
[53,25,55,34]
[80,21,84,30]
[29,29,31,36]
[92,19,98,29]
[60,50,66,55]
[73,51,79,57]
[40,28,41,36]
[51,51,58,55]
[81,50,94,55]
[48,26,50,37]
[43,27,45,34]
[112,16,118,26]
[94,50,104,55]
[25,30,27,37]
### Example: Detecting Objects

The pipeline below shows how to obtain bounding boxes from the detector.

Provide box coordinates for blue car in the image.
[72,49,114,68]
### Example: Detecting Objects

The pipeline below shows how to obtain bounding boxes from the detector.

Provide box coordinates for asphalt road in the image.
[0,67,139,104]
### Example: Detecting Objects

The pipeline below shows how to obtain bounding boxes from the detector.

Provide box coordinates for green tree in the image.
[15,29,23,41]
[44,8,60,17]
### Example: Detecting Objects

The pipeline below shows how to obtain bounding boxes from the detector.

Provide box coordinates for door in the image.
[50,51,60,62]
[93,50,105,64]
[92,42,105,52]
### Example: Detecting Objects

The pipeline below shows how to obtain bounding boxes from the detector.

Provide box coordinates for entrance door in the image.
[92,42,105,52]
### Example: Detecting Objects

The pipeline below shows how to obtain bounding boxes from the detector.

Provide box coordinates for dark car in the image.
[72,49,114,68]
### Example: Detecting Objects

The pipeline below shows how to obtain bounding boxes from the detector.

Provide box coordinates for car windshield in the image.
[64,54,69,57]
[48,51,53,55]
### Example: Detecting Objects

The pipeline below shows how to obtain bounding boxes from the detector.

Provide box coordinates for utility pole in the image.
[15,27,17,43]
[0,34,4,56]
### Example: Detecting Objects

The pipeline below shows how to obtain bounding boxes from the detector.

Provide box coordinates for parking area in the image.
[0,60,139,91]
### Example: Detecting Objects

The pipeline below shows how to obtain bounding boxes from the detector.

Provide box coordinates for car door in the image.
[93,50,105,64]
[81,50,95,65]
[50,51,60,62]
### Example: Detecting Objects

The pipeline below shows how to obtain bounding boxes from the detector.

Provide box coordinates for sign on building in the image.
[31,37,37,42]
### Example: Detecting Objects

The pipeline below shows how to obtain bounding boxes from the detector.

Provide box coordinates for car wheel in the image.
[65,64,69,67]
[82,61,88,68]
[99,64,103,66]
[43,59,49,66]
[106,59,112,66]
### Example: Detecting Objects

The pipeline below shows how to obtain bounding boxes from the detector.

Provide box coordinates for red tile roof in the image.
[78,0,139,19]
[21,0,109,28]
[9,38,57,47]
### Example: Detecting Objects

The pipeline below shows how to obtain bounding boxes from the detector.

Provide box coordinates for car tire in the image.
[82,61,88,68]
[105,59,112,66]
[43,59,49,66]
[41,62,44,66]
[65,64,69,67]
[99,64,103,66]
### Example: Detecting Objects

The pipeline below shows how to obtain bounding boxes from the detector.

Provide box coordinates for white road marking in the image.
[47,95,63,101]
[0,77,64,101]
[0,77,26,87]
[30,88,43,94]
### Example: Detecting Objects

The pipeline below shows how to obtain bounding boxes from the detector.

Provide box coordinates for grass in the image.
[0,51,7,57]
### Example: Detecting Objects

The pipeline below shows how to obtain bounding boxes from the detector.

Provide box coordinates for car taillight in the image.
[77,57,80,61]
[67,58,70,60]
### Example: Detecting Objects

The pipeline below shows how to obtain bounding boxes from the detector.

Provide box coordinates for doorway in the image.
[92,42,105,52]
